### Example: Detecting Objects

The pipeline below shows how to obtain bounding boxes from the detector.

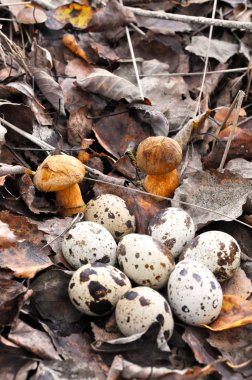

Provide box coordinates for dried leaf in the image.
[90,42,119,63]
[46,1,93,30]
[186,36,239,63]
[0,220,16,247]
[215,107,246,126]
[76,68,142,103]
[0,212,52,278]
[30,69,65,115]
[172,170,252,228]
[225,158,252,179]
[204,295,252,331]
[67,107,93,145]
[87,0,136,32]
[9,320,61,360]
[136,16,192,34]
[130,103,169,136]
[222,269,252,300]
[0,271,31,326]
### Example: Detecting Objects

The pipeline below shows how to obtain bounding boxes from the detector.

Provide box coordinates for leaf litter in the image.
[0,0,252,378]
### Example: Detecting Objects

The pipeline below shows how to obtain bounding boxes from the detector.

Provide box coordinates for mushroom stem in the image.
[56,183,85,216]
[144,170,179,200]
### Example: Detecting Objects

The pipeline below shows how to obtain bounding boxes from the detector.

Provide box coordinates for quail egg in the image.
[148,207,195,258]
[180,231,241,282]
[68,263,131,316]
[167,260,223,326]
[117,234,175,289]
[62,221,117,269]
[115,286,174,340]
[84,194,136,241]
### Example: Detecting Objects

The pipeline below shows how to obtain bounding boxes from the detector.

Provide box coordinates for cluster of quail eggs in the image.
[62,193,241,341]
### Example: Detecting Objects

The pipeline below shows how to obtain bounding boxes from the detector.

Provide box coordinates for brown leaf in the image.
[225,158,252,179]
[87,0,136,32]
[0,270,31,326]
[8,320,61,360]
[204,295,252,331]
[93,106,151,159]
[0,220,16,247]
[130,103,169,136]
[172,170,252,228]
[136,16,192,34]
[65,57,92,78]
[19,174,56,214]
[90,41,119,63]
[0,211,52,278]
[221,269,252,300]
[215,107,246,126]
[76,68,142,103]
[67,107,93,145]
[30,68,65,115]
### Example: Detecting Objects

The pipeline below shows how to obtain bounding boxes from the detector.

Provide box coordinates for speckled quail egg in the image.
[180,231,241,282]
[115,286,174,340]
[148,207,196,258]
[62,221,117,269]
[84,194,136,241]
[68,263,131,316]
[167,260,223,326]
[117,234,175,289]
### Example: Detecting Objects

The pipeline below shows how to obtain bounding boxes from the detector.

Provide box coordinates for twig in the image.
[126,67,249,78]
[219,90,245,170]
[1,117,251,229]
[129,22,146,36]
[126,6,252,32]
[0,2,31,5]
[194,0,218,117]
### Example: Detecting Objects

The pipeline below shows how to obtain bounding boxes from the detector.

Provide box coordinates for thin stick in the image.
[194,0,218,117]
[1,117,251,229]
[126,67,249,78]
[0,2,31,5]
[126,6,252,32]
[87,178,252,230]
[129,22,146,36]
[219,90,245,170]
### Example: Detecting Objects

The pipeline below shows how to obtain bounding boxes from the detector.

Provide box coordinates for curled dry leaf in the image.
[129,103,169,136]
[172,170,252,228]
[204,295,252,331]
[30,69,65,116]
[76,68,142,103]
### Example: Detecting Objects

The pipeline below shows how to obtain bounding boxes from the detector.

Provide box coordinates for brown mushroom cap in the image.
[33,155,85,192]
[136,136,182,175]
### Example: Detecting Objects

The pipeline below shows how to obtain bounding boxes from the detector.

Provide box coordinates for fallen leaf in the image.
[207,326,252,368]
[8,319,61,360]
[136,16,192,34]
[87,0,136,32]
[30,69,65,115]
[214,107,246,126]
[221,268,252,300]
[90,41,119,63]
[0,220,16,247]
[67,106,93,145]
[172,170,252,228]
[76,68,143,103]
[0,211,52,278]
[0,270,31,326]
[129,103,169,136]
[225,158,252,179]
[186,36,239,63]
[46,1,93,30]
[204,295,252,331]
[93,106,151,159]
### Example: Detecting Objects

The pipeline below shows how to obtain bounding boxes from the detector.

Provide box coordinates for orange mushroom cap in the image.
[136,136,182,175]
[33,155,85,192]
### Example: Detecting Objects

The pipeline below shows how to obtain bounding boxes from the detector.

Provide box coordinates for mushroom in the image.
[136,136,182,199]
[33,155,85,216]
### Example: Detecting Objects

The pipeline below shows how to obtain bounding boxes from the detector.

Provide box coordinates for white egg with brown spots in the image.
[167,260,223,326]
[62,221,117,269]
[148,207,195,258]
[115,286,174,340]
[180,231,241,282]
[117,234,174,289]
[68,263,131,316]
[84,194,136,241]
